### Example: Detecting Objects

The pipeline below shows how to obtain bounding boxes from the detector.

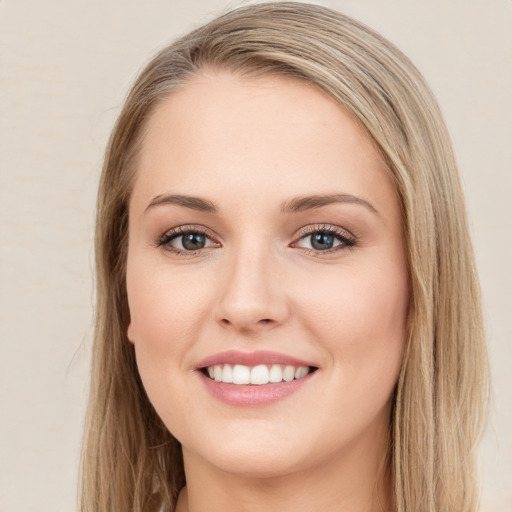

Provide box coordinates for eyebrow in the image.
[145,194,217,213]
[281,193,379,216]
[145,192,379,216]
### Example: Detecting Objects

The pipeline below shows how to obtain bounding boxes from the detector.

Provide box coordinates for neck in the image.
[176,423,392,512]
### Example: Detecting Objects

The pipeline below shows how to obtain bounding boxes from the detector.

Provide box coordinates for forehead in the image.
[130,70,397,219]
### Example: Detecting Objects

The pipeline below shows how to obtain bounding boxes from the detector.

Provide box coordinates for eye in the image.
[292,225,356,253]
[157,226,220,254]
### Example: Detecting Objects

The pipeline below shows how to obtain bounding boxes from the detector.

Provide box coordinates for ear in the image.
[127,322,135,344]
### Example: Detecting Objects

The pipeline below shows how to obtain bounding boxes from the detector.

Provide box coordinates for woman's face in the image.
[126,71,409,478]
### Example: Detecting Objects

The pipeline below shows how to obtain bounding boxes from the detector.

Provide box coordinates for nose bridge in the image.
[216,235,290,331]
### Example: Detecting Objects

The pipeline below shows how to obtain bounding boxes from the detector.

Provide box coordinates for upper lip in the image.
[194,350,318,370]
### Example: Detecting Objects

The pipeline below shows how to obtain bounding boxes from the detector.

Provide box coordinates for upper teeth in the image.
[206,364,311,385]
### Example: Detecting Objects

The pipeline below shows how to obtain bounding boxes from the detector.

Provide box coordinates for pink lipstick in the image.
[195,350,318,407]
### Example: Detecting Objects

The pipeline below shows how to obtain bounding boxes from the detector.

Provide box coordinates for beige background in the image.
[0,1,510,510]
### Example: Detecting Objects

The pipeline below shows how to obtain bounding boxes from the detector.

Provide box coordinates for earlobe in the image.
[127,322,135,344]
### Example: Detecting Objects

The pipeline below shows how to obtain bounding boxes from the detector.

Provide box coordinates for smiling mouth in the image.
[201,364,317,385]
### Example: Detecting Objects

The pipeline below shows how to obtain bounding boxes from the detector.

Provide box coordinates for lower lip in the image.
[198,371,316,407]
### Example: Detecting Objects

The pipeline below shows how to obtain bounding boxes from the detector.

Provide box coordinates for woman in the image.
[80,3,489,511]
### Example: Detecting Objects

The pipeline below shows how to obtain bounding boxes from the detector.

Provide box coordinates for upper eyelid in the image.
[160,224,217,238]
[156,225,221,250]
[159,223,352,236]
[294,224,355,240]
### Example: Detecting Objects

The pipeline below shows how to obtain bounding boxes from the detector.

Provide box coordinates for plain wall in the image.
[0,1,510,510]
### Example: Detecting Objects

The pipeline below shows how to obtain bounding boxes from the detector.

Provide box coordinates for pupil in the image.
[311,232,334,250]
[182,233,205,250]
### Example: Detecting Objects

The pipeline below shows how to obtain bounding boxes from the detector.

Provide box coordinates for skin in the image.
[126,71,409,512]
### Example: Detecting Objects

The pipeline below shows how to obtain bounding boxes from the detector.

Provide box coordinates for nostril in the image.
[218,316,280,329]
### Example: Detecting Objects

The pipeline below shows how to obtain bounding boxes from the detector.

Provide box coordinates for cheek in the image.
[125,257,218,429]
[126,257,216,355]
[288,259,408,449]
[295,258,409,374]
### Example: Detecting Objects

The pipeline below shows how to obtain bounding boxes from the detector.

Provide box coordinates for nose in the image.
[214,246,291,334]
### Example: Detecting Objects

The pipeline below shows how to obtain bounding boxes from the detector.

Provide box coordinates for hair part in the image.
[80,3,489,511]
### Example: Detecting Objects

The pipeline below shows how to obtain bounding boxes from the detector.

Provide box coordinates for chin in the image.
[184,432,311,479]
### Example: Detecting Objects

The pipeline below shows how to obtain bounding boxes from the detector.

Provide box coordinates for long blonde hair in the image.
[80,3,489,511]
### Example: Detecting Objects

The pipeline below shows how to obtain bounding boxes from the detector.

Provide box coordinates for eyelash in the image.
[156,224,357,256]
[292,224,356,255]
[156,225,219,256]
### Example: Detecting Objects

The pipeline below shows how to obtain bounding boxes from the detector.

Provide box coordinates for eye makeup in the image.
[156,224,220,256]
[154,222,357,258]
[291,223,357,255]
